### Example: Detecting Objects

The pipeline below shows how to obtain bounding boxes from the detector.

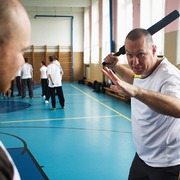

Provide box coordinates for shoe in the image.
[45,100,49,104]
[51,108,56,110]
[61,106,65,109]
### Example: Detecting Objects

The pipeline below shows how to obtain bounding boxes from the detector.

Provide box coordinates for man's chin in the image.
[132,68,143,74]
[134,71,143,75]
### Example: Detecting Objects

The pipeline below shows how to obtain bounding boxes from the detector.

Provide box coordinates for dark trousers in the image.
[21,78,33,98]
[10,80,14,96]
[45,88,50,101]
[41,78,48,97]
[16,76,21,95]
[128,153,180,180]
[49,86,65,108]
[4,80,14,97]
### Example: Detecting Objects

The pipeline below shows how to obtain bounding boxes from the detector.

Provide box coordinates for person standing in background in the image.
[21,57,33,99]
[54,55,64,75]
[53,55,64,95]
[0,0,31,179]
[54,55,60,66]
[3,79,14,99]
[40,60,48,99]
[47,55,65,110]
[16,68,21,96]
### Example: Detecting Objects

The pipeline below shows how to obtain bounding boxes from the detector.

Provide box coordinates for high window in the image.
[91,0,99,64]
[102,0,110,62]
[117,0,133,64]
[83,7,90,64]
[140,0,165,55]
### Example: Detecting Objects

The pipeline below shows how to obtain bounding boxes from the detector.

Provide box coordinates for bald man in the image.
[0,0,31,179]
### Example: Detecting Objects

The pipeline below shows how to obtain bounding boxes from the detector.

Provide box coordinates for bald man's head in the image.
[0,0,31,92]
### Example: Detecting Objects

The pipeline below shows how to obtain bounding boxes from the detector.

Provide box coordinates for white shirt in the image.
[54,60,60,66]
[16,69,21,77]
[21,63,33,79]
[40,66,47,79]
[131,58,180,167]
[47,62,62,87]
[0,141,21,180]
[54,60,64,75]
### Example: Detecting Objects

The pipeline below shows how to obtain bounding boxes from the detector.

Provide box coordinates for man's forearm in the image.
[134,88,180,118]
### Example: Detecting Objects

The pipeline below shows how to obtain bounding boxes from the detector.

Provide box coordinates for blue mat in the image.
[8,147,48,180]
[0,101,30,114]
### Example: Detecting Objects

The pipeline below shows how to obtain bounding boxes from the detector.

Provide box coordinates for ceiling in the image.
[19,0,91,15]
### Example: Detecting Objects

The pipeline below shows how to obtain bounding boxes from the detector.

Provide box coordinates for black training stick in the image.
[102,10,180,66]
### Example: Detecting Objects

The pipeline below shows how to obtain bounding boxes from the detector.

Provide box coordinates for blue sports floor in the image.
[0,82,135,180]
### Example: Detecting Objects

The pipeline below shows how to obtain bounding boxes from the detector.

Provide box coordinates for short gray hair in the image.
[125,28,153,46]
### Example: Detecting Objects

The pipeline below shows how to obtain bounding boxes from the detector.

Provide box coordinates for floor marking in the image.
[70,84,131,122]
[0,126,131,134]
[0,115,121,124]
[0,84,131,124]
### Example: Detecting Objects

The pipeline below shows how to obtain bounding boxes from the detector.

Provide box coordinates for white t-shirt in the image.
[16,69,21,77]
[54,60,60,66]
[40,66,47,79]
[47,63,62,87]
[131,58,180,167]
[54,60,64,75]
[0,141,21,180]
[21,63,33,79]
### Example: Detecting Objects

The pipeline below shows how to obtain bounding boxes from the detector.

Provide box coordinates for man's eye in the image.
[127,54,133,58]
[137,53,145,58]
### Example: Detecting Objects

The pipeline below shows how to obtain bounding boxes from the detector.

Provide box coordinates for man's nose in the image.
[133,56,140,66]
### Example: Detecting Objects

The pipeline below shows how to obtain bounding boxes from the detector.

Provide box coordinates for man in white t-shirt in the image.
[40,60,48,99]
[54,55,61,67]
[21,57,33,99]
[102,28,180,180]
[47,56,65,110]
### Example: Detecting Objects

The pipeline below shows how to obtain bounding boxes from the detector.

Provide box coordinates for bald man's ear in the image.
[152,45,157,56]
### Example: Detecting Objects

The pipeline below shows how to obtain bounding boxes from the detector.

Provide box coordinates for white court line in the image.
[0,115,121,124]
